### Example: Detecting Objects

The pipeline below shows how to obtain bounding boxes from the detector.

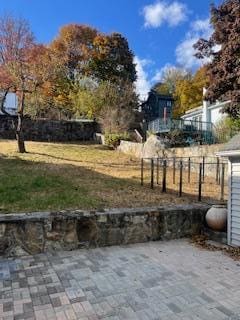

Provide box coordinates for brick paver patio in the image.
[1,239,240,320]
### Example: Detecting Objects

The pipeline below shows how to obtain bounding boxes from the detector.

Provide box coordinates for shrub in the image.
[104,132,130,148]
[166,129,187,147]
[214,117,240,143]
[97,81,137,134]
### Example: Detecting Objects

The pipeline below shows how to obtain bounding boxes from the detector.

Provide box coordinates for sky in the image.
[0,0,221,99]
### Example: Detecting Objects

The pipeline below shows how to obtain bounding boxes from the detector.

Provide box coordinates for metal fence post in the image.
[198,163,202,201]
[150,158,154,189]
[173,157,176,184]
[162,159,167,193]
[202,156,205,182]
[179,160,183,197]
[141,158,144,186]
[156,158,159,185]
[220,163,225,201]
[188,157,191,183]
[216,157,219,183]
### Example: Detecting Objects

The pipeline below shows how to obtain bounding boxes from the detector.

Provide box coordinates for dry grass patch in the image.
[0,140,225,213]
[0,140,194,213]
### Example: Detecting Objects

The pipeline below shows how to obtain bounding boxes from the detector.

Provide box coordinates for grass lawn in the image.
[0,139,191,213]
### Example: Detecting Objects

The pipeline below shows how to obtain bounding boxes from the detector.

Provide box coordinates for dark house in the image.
[142,90,174,122]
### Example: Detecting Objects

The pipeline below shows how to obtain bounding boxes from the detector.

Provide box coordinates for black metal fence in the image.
[140,156,228,202]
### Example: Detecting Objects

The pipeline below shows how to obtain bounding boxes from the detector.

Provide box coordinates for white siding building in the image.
[0,92,18,115]
[218,134,240,246]
[181,89,230,127]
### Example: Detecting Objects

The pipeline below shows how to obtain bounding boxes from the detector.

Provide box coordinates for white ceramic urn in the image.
[205,204,227,231]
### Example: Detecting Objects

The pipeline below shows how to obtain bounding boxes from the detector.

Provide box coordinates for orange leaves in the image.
[50,24,98,75]
[50,24,136,83]
[0,65,13,89]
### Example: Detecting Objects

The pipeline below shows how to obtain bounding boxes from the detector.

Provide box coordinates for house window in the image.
[166,101,172,107]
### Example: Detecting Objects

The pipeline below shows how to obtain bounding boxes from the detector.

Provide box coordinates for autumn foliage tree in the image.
[152,65,209,117]
[0,17,138,147]
[90,33,136,83]
[0,15,36,152]
[0,15,62,152]
[51,25,136,84]
[0,66,14,114]
[194,0,240,119]
[49,24,137,121]
[153,66,190,95]
[173,66,209,117]
[50,24,98,82]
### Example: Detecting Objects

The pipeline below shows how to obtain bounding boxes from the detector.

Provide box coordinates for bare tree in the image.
[0,14,34,152]
[0,15,59,152]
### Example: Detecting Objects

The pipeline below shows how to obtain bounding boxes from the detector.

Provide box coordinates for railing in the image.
[148,118,215,144]
[140,156,228,202]
[148,118,214,133]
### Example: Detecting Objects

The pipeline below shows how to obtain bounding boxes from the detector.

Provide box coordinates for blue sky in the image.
[0,0,220,99]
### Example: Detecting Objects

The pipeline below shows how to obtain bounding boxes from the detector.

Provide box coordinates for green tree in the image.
[69,77,98,119]
[70,80,139,133]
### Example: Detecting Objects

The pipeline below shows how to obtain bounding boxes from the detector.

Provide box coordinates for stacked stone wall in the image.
[0,204,209,256]
[0,115,97,142]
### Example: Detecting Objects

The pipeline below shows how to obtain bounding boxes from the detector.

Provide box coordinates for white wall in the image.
[209,106,226,125]
[0,92,17,115]
[181,110,202,122]
[182,103,227,125]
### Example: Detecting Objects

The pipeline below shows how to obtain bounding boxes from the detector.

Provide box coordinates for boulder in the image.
[142,135,168,158]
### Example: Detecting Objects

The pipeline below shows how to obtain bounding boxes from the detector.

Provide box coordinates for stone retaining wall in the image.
[118,139,225,177]
[0,115,97,142]
[0,204,209,257]
[118,139,224,159]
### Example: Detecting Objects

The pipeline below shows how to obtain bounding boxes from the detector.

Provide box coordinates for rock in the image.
[9,245,29,257]
[46,231,62,241]
[0,204,209,257]
[142,135,168,158]
[0,223,6,237]
[23,222,45,254]
[97,214,108,223]
[64,221,78,244]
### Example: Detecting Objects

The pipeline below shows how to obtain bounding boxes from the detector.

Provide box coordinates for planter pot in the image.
[205,204,227,231]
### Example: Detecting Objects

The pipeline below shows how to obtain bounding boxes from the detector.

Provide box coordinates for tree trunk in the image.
[16,91,26,153]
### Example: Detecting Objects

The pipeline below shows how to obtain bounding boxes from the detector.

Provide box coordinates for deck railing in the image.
[148,118,215,144]
[148,118,214,133]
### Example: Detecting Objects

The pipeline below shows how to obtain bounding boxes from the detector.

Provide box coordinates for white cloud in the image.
[134,56,151,101]
[176,18,212,69]
[192,18,211,33]
[167,2,188,26]
[176,37,202,68]
[143,1,188,28]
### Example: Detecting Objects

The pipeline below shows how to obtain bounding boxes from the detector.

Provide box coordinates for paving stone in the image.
[51,297,62,308]
[3,301,13,312]
[167,302,182,313]
[1,240,240,320]
[216,304,235,317]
